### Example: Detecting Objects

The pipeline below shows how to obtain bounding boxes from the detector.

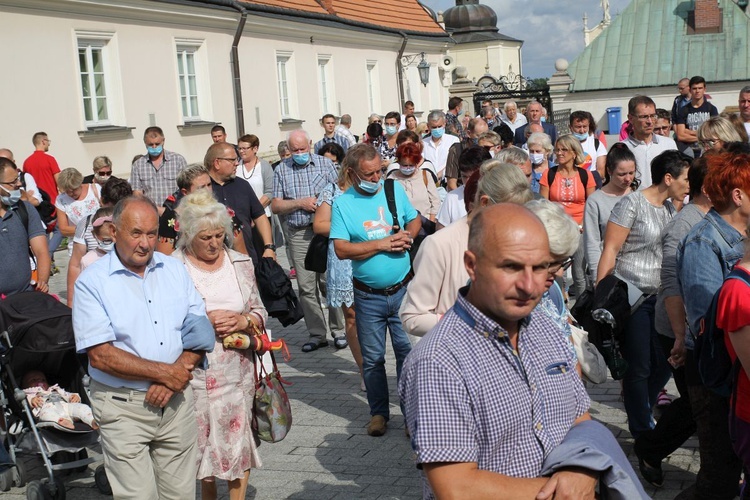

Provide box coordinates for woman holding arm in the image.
[597,150,691,439]
[54,168,101,255]
[171,190,266,500]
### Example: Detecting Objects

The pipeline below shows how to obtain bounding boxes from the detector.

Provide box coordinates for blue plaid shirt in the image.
[399,289,590,499]
[313,134,351,155]
[273,154,338,228]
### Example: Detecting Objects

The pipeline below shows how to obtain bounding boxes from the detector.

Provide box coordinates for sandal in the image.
[301,341,328,353]
[333,336,348,349]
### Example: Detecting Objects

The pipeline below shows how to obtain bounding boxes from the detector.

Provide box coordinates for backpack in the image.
[695,267,749,398]
[19,173,56,225]
[547,166,591,199]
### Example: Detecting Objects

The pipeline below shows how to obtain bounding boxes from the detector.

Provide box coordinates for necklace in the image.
[240,158,258,180]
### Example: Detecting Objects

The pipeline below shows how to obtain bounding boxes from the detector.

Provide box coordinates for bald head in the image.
[469,204,547,257]
[0,148,13,162]
[469,119,489,139]
[465,204,551,332]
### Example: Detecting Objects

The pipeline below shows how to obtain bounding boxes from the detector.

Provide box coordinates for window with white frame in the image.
[76,31,126,129]
[78,40,110,125]
[276,52,295,118]
[366,60,380,115]
[176,46,200,120]
[318,55,335,115]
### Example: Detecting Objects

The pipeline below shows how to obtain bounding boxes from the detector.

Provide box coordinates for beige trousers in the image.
[90,380,197,500]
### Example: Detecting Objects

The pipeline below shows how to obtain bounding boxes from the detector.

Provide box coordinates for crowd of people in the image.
[2,79,750,499]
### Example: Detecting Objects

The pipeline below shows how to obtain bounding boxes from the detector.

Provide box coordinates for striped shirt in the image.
[399,289,590,499]
[129,150,188,206]
[273,154,338,228]
[313,134,351,155]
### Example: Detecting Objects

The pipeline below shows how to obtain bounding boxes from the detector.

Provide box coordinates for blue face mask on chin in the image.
[0,185,21,206]
[573,132,589,141]
[355,173,381,194]
[147,145,163,157]
[292,153,310,166]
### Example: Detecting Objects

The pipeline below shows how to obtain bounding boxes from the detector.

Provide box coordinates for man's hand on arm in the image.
[144,352,204,408]
[536,467,598,500]
[272,197,316,215]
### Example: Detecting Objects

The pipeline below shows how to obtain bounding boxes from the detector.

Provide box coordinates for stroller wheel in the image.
[94,465,111,496]
[26,480,48,500]
[49,476,66,500]
[0,467,12,491]
[13,460,26,488]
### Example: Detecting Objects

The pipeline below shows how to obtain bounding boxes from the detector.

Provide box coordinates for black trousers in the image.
[634,335,695,464]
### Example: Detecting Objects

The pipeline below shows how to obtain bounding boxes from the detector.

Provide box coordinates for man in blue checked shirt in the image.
[399,204,596,499]
[272,129,346,353]
[314,114,351,156]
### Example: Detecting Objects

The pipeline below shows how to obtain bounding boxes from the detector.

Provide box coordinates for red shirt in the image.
[716,265,750,422]
[23,150,60,204]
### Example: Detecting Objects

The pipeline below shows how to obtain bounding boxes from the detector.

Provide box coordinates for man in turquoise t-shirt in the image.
[330,143,421,437]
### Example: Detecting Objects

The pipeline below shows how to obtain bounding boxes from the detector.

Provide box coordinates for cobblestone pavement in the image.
[2,247,708,499]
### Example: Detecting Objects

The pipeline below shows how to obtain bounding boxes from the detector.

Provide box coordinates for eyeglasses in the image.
[237,147,252,152]
[653,126,671,133]
[0,175,21,186]
[701,139,721,148]
[218,157,239,164]
[634,114,657,122]
[548,257,573,274]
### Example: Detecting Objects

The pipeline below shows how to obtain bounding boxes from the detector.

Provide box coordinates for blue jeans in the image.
[48,224,63,260]
[621,296,672,437]
[353,286,412,420]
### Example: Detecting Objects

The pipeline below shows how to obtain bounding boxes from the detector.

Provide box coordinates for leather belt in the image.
[353,272,414,296]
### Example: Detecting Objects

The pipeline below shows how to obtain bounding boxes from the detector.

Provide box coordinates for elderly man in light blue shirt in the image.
[73,196,213,500]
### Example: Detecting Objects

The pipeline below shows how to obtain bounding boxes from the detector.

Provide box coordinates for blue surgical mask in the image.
[431,127,445,139]
[530,153,546,166]
[355,173,381,194]
[573,132,589,141]
[540,117,547,123]
[147,145,163,157]
[292,153,310,166]
[385,125,398,136]
[399,166,416,176]
[0,185,21,206]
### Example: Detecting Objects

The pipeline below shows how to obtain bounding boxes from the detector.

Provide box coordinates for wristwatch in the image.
[264,244,276,251]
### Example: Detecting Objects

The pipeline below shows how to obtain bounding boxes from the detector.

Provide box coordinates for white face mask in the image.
[96,239,115,253]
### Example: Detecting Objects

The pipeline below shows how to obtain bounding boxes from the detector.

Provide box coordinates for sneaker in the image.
[289,268,297,279]
[367,415,387,437]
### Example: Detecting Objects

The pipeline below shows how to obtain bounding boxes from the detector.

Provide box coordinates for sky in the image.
[422,0,631,78]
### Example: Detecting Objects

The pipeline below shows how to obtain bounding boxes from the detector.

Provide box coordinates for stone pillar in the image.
[448,66,480,114]
[547,59,574,112]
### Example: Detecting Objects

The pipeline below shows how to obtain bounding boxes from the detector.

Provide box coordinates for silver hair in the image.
[526,132,553,154]
[504,100,517,111]
[494,147,529,167]
[525,198,580,257]
[427,110,446,124]
[286,129,311,149]
[740,85,750,96]
[476,160,533,205]
[56,167,83,191]
[175,189,234,252]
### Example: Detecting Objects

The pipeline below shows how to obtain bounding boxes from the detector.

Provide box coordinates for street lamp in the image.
[401,52,430,87]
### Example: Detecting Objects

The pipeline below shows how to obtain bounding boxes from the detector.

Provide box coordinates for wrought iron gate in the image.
[473,72,552,123]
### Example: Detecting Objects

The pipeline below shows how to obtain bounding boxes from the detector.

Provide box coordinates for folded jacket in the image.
[540,419,648,500]
[181,313,215,369]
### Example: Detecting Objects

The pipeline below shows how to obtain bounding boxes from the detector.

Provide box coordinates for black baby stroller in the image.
[0,291,110,498]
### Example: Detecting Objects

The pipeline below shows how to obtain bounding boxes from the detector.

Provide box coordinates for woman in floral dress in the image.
[313,160,364,388]
[171,190,265,500]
